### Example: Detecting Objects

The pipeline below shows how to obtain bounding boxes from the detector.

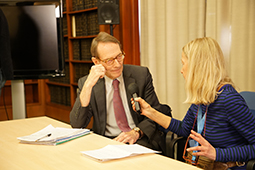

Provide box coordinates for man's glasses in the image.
[97,52,125,66]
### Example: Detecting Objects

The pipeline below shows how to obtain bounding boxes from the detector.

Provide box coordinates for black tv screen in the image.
[1,4,63,79]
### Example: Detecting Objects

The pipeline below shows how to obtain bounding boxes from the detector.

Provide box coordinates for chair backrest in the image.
[239,91,255,117]
[160,104,172,117]
[239,91,255,170]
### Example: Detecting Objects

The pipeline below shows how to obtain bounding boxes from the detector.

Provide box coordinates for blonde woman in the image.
[132,37,255,170]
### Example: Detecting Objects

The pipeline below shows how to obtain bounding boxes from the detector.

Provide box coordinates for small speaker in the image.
[98,0,120,25]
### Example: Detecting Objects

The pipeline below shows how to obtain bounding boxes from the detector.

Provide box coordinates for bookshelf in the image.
[44,0,140,127]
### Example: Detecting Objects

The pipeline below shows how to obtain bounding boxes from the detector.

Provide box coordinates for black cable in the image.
[110,24,117,36]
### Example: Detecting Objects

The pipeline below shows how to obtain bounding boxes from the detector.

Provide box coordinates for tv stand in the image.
[11,80,26,119]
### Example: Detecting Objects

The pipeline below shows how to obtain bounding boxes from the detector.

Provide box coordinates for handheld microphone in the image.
[128,83,141,114]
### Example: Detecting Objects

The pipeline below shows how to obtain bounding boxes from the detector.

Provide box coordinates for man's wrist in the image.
[132,127,143,139]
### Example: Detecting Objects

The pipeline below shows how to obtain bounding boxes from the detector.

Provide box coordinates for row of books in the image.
[72,11,99,37]
[72,0,97,11]
[74,63,93,83]
[63,15,68,36]
[63,38,69,60]
[73,39,92,61]
[49,64,70,84]
[63,0,67,12]
[62,0,96,12]
[49,85,71,106]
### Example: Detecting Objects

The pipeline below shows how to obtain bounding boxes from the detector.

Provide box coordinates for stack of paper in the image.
[17,124,90,145]
[81,144,160,162]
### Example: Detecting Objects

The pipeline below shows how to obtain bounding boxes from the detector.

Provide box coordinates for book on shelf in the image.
[76,14,83,36]
[64,38,69,60]
[81,38,92,60]
[72,0,78,11]
[81,13,88,36]
[63,15,68,35]
[49,85,71,106]
[17,124,90,145]
[77,0,84,10]
[72,15,76,37]
[73,39,81,60]
[87,11,99,35]
[74,63,93,83]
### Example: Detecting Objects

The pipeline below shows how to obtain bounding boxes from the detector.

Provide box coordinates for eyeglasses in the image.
[97,52,125,66]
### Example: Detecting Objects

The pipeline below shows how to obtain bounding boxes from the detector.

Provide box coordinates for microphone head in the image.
[128,83,139,95]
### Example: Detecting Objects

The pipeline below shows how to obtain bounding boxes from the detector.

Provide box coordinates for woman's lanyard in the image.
[189,105,208,161]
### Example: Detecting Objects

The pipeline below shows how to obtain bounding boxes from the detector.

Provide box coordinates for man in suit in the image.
[70,32,168,153]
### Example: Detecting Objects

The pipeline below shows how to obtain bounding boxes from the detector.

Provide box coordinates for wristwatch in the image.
[133,127,142,139]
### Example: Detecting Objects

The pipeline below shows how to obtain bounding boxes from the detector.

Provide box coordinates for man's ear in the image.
[91,57,99,65]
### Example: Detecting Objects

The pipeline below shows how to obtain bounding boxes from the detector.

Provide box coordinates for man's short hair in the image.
[91,32,122,58]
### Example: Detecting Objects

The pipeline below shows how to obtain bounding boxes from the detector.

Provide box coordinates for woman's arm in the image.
[132,97,171,129]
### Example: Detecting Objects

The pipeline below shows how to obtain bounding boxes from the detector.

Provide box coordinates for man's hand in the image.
[80,64,105,107]
[113,130,139,144]
[186,130,216,160]
[85,64,106,87]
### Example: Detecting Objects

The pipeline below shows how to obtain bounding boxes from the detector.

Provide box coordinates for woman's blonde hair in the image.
[182,37,234,105]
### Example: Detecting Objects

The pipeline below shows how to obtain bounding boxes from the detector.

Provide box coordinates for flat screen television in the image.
[0,4,64,79]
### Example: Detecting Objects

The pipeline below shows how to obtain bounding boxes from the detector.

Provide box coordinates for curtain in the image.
[207,0,255,91]
[140,0,255,120]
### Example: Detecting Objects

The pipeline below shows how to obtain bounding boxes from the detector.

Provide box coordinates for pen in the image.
[36,133,52,142]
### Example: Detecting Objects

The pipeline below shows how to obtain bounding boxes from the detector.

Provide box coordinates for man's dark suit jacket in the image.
[70,64,167,152]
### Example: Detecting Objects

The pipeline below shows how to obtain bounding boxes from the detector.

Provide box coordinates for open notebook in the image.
[17,124,90,145]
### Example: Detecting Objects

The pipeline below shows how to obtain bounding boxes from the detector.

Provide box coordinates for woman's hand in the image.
[131,97,171,129]
[187,130,216,160]
[131,97,152,117]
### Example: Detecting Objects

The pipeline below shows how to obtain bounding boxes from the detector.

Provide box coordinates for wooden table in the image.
[0,116,200,170]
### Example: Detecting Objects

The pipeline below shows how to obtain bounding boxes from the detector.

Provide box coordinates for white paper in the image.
[17,124,55,142]
[17,124,90,145]
[81,144,160,161]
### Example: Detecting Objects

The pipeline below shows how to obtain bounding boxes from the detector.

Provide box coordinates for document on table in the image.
[81,144,160,162]
[17,124,90,145]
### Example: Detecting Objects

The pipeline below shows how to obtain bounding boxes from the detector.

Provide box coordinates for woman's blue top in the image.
[167,84,255,164]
